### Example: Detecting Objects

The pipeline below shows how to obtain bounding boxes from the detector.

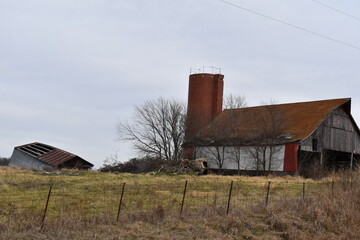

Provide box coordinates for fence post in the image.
[40,185,52,230]
[302,182,305,201]
[116,182,126,222]
[331,179,334,198]
[213,192,217,210]
[265,181,271,207]
[180,180,188,215]
[226,181,234,215]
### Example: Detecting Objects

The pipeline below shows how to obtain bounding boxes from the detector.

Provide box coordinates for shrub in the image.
[99,157,166,173]
[0,157,10,166]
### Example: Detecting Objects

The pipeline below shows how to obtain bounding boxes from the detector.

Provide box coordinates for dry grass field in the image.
[0,167,359,239]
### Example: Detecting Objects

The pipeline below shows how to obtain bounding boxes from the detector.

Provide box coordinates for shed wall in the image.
[9,149,54,171]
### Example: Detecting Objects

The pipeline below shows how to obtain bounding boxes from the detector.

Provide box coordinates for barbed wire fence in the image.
[0,178,350,229]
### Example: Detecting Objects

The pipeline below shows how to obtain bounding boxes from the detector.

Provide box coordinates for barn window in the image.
[312,139,318,151]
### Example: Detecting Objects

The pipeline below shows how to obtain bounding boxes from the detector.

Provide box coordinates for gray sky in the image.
[1,0,360,168]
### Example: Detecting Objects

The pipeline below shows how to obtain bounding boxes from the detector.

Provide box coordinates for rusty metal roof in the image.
[15,142,93,167]
[191,98,352,146]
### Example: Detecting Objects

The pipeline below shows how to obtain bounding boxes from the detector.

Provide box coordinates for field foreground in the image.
[0,167,359,239]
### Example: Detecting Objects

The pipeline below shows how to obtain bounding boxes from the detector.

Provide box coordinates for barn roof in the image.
[15,142,93,167]
[190,98,352,146]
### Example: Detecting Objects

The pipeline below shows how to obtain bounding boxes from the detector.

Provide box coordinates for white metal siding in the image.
[9,149,54,171]
[195,145,285,171]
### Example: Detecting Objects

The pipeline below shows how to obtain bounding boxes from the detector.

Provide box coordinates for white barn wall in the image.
[195,145,285,171]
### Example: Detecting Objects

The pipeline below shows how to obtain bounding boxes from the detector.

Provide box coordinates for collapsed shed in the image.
[9,142,93,170]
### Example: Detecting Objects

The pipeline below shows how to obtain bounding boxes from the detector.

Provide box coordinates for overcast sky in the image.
[1,0,359,168]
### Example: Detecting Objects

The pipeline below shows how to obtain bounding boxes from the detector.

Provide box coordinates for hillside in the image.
[0,167,358,239]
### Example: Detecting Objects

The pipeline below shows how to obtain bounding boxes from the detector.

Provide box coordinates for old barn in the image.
[183,73,360,176]
[9,142,93,170]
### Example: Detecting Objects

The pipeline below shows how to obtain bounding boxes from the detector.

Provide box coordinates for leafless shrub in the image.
[100,156,166,173]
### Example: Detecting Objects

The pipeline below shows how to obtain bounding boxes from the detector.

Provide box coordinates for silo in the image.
[183,73,224,159]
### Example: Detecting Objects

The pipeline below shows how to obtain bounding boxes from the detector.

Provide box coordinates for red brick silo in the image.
[183,73,224,159]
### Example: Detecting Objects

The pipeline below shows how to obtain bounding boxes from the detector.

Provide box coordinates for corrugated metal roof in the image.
[15,142,93,167]
[191,98,351,146]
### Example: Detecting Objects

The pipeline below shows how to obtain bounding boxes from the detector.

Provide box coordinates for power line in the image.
[218,0,360,51]
[310,0,360,22]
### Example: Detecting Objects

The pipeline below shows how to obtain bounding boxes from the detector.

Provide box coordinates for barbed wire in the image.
[0,176,350,226]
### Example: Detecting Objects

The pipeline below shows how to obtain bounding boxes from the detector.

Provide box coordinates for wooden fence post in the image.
[116,182,126,221]
[265,181,271,207]
[213,192,217,210]
[302,182,305,201]
[40,185,52,230]
[226,181,234,215]
[180,180,188,215]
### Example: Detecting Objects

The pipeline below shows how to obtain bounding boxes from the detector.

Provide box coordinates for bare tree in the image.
[117,98,186,162]
[229,146,242,175]
[193,98,286,174]
[223,94,247,109]
[198,124,228,174]
[243,103,285,172]
[223,94,247,173]
[194,95,247,173]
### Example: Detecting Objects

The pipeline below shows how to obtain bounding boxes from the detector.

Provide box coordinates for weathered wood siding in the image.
[301,107,360,153]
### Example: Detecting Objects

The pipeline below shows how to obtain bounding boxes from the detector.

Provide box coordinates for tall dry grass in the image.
[0,168,359,239]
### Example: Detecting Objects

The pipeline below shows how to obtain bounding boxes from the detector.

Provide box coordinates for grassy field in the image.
[0,167,358,239]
